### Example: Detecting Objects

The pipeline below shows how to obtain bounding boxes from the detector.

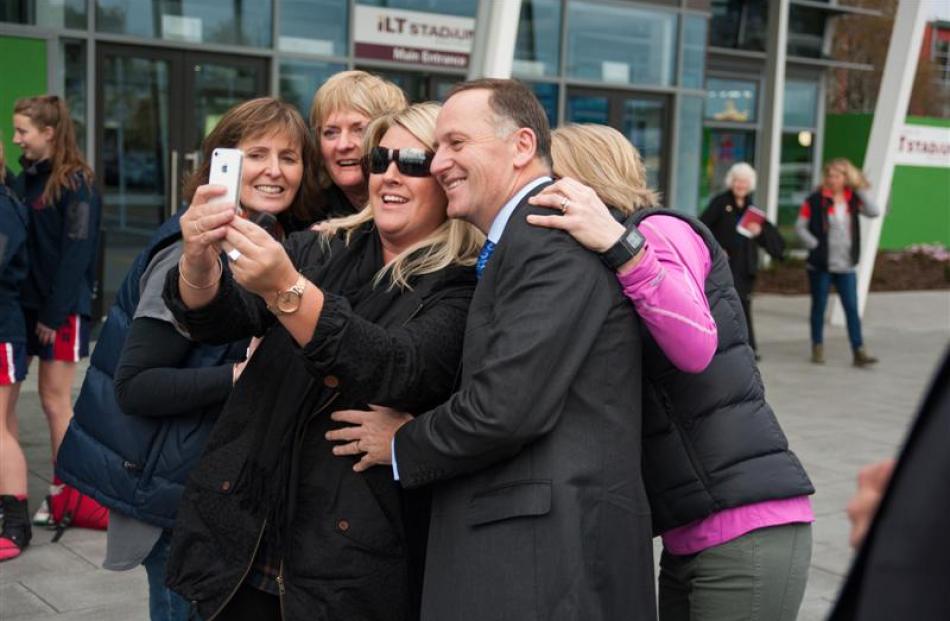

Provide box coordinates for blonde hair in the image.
[724,162,757,193]
[551,124,658,214]
[14,95,93,206]
[320,102,484,290]
[823,158,869,190]
[309,71,407,189]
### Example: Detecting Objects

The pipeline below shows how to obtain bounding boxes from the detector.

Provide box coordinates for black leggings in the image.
[217,584,281,621]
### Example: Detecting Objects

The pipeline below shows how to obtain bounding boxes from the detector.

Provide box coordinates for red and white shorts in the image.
[24,311,90,363]
[0,342,27,385]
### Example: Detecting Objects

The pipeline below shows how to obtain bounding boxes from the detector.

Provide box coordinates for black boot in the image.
[0,495,32,561]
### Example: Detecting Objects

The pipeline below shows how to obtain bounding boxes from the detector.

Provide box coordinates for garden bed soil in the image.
[756,251,950,295]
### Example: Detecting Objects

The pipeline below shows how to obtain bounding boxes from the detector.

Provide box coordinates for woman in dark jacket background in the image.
[163,102,482,621]
[700,162,785,357]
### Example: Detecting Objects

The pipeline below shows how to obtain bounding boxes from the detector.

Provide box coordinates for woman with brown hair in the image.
[55,97,316,620]
[11,95,101,523]
[309,70,407,219]
[528,124,814,621]
[795,157,880,366]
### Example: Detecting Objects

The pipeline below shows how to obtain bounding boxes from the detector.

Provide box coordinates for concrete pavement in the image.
[1,290,947,620]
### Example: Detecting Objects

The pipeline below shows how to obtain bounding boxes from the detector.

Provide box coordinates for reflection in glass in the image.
[513,0,562,79]
[567,95,609,125]
[357,0,476,18]
[96,0,272,48]
[61,40,87,153]
[709,0,766,51]
[783,80,818,128]
[100,55,171,309]
[706,77,757,123]
[280,61,347,119]
[681,15,707,89]
[0,0,86,29]
[280,0,348,56]
[353,68,458,104]
[779,131,814,245]
[622,99,665,193]
[528,82,558,128]
[567,1,677,87]
[674,96,703,214]
[191,63,264,150]
[788,6,827,59]
[700,129,755,207]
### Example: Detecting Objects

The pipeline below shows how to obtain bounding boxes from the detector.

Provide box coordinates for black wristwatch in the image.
[600,221,646,271]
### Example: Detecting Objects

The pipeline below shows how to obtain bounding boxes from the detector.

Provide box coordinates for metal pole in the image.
[758,0,789,230]
[831,0,928,324]
[467,0,523,80]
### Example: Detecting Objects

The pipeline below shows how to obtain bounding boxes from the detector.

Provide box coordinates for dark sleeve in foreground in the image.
[394,217,616,486]
[114,317,233,417]
[300,273,474,412]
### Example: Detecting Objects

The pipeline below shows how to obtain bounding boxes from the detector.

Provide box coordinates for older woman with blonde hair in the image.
[309,70,407,218]
[162,101,482,621]
[796,157,879,366]
[528,123,814,621]
[700,162,785,357]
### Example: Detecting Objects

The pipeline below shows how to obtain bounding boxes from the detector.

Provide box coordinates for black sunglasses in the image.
[361,146,434,178]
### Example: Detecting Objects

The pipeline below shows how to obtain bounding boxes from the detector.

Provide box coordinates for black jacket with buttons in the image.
[161,224,476,621]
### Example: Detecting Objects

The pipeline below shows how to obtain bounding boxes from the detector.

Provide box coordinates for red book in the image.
[736,205,767,238]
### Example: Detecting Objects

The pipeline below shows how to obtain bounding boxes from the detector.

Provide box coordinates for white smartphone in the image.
[208,148,244,214]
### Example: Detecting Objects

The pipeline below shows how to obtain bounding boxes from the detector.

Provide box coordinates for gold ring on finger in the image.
[560,197,570,213]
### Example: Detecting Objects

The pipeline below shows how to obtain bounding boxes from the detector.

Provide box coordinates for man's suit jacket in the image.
[395,186,656,621]
[830,348,950,620]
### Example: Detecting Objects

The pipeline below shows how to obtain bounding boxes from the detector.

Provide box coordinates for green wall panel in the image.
[823,113,950,249]
[0,36,47,175]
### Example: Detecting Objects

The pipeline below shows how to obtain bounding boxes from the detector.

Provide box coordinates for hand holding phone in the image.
[208,148,244,214]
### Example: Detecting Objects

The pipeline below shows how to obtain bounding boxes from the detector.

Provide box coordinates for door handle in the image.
[184,150,202,174]
[169,149,179,217]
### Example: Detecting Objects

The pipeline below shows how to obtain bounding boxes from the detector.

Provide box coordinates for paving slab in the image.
[1,290,947,620]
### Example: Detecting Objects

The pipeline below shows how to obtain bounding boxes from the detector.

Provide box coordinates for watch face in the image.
[623,226,645,253]
[276,291,301,313]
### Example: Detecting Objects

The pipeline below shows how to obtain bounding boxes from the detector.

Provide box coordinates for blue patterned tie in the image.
[475,239,496,280]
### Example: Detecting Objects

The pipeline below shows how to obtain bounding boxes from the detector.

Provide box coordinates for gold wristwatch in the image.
[269,273,307,315]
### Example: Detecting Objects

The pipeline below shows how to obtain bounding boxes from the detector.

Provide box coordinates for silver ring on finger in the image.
[193,220,205,236]
[227,248,242,262]
[559,197,570,213]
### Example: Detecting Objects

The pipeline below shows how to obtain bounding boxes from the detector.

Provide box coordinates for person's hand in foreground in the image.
[326,405,414,472]
[847,458,896,548]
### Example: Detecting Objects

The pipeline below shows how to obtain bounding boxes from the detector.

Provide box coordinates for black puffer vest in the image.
[630,208,814,535]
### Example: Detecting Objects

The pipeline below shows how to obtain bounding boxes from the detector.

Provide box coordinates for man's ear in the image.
[511,127,538,169]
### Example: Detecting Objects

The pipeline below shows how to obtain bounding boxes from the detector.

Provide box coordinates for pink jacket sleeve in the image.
[616,215,717,373]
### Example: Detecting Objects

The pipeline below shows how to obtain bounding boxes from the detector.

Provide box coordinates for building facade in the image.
[0,0,874,315]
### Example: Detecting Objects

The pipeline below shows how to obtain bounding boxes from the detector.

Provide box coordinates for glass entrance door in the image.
[95,44,268,316]
[566,89,669,199]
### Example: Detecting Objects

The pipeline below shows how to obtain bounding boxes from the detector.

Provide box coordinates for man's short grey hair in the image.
[724,162,757,192]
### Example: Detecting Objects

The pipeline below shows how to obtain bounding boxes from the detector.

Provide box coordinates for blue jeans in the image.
[143,530,195,621]
[808,269,863,350]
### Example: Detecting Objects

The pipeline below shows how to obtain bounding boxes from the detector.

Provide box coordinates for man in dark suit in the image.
[328,79,656,620]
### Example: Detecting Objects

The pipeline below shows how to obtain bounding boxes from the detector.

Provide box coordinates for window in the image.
[0,0,86,29]
[681,15,707,90]
[513,0,562,79]
[280,0,348,57]
[787,6,827,59]
[527,82,559,127]
[934,38,950,86]
[708,0,766,52]
[778,131,814,244]
[706,77,757,123]
[674,96,704,214]
[60,40,87,153]
[783,79,818,129]
[567,1,678,87]
[279,60,347,120]
[96,0,273,48]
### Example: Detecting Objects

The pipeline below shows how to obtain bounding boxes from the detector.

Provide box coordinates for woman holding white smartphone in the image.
[56,97,317,621]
